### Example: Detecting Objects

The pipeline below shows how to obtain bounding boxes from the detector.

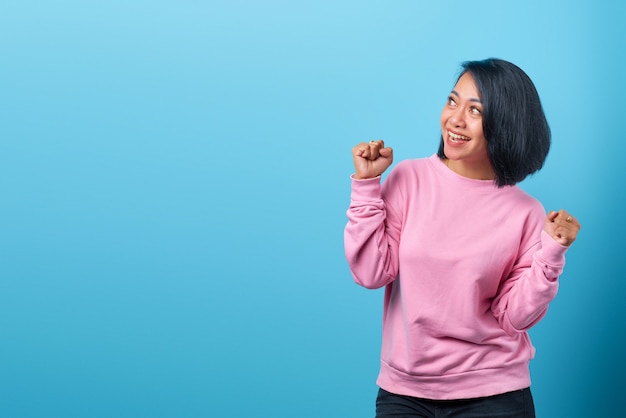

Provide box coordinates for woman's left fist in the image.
[544,209,580,247]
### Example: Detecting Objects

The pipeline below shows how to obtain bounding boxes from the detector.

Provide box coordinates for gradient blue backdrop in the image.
[1,1,624,417]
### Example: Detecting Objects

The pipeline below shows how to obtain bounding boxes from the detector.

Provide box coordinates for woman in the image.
[344,58,581,417]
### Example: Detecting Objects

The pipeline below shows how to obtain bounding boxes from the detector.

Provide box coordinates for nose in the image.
[449,107,466,128]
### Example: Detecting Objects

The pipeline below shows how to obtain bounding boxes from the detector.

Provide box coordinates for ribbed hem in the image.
[376,360,531,401]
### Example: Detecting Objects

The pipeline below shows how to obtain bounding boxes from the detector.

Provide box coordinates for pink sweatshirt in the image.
[344,154,568,400]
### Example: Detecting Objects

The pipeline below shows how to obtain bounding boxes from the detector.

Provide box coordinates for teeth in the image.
[449,131,470,141]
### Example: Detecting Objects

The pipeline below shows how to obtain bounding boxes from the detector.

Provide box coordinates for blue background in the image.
[1,1,624,417]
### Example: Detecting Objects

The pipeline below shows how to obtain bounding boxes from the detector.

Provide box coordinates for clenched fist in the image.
[352,140,394,179]
[544,210,580,247]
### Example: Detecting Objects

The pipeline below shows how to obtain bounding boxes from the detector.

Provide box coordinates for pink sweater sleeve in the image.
[344,175,402,289]
[491,230,569,335]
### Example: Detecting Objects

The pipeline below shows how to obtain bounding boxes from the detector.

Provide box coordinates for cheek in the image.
[470,120,485,140]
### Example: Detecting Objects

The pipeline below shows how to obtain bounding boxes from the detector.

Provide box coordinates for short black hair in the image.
[437,58,551,187]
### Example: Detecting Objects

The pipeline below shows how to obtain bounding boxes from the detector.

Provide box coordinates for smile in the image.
[448,131,470,142]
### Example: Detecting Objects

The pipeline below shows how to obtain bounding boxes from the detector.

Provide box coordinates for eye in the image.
[447,96,457,107]
[469,106,482,115]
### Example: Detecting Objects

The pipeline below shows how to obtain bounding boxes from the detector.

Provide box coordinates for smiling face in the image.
[440,72,495,181]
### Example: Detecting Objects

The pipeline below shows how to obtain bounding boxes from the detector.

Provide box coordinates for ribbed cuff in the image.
[350,175,382,201]
[538,230,568,267]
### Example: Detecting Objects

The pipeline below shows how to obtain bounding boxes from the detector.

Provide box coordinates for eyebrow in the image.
[451,90,482,103]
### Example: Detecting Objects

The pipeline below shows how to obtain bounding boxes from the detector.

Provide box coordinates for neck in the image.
[444,158,496,181]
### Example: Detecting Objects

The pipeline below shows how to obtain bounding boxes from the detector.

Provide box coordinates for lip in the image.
[447,130,471,144]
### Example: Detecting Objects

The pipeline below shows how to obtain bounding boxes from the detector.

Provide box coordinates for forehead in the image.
[452,72,481,100]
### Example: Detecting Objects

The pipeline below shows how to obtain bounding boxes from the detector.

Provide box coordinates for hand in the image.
[544,210,580,246]
[352,140,393,179]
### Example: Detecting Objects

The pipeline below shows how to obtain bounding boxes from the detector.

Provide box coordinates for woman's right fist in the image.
[352,140,393,179]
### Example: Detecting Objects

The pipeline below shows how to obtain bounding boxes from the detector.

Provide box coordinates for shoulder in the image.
[381,157,433,202]
[507,186,545,214]
[503,187,546,237]
[386,156,434,180]
[381,156,441,207]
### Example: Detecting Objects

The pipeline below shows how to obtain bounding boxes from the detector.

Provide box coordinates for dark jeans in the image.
[375,387,536,418]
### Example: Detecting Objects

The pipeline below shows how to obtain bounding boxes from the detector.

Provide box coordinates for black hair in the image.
[437,58,551,187]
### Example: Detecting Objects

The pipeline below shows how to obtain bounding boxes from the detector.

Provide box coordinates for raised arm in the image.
[344,140,401,289]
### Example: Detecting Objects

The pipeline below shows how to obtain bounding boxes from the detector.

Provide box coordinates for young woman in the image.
[344,58,580,418]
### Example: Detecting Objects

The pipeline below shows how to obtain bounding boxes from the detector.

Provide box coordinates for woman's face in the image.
[440,72,494,180]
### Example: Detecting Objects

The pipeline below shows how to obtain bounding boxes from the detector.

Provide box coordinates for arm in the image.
[343,140,400,289]
[344,176,401,289]
[492,210,580,335]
